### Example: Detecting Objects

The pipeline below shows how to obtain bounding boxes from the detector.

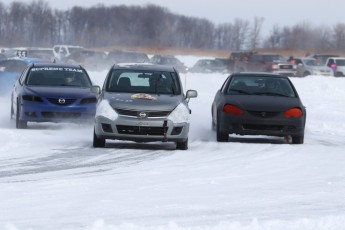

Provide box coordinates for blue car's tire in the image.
[16,100,27,129]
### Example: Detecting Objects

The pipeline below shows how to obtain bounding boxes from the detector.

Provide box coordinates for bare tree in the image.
[232,18,250,50]
[248,17,264,50]
[333,23,345,51]
[264,24,282,48]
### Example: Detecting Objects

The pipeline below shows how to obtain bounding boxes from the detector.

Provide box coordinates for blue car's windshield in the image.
[26,67,92,87]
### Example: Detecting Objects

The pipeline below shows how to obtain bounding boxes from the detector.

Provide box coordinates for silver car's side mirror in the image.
[186,89,198,99]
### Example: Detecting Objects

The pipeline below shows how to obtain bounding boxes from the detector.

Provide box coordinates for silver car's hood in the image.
[104,92,184,111]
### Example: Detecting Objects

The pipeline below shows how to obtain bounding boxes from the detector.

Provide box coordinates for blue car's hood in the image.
[23,86,95,98]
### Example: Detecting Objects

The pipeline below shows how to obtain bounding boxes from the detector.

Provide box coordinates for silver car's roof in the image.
[111,63,178,72]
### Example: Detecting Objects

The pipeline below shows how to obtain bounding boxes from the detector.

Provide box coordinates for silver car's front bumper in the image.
[94,115,189,143]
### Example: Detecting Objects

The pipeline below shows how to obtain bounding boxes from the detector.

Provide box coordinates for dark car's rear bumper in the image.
[218,113,305,137]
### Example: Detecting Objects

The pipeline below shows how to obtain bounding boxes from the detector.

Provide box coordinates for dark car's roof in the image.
[231,72,289,79]
[110,63,177,72]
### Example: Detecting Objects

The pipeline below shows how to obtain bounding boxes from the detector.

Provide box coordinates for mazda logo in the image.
[261,112,266,117]
[58,98,66,104]
[139,112,147,118]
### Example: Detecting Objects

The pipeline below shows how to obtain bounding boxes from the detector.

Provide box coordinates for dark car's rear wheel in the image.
[216,120,228,142]
[291,135,304,144]
[176,139,188,150]
[16,100,27,129]
[93,128,105,147]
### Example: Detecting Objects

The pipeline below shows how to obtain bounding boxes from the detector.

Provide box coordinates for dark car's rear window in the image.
[227,75,296,97]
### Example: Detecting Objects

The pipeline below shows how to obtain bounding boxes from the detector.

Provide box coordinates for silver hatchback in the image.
[93,63,197,150]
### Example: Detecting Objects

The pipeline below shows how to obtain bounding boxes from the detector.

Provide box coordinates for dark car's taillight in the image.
[22,95,43,102]
[80,97,97,104]
[223,104,244,115]
[284,108,303,118]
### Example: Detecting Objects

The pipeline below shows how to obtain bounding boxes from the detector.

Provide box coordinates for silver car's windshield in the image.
[106,70,181,95]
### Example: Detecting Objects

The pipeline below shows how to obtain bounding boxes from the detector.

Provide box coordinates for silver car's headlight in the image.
[95,100,118,121]
[168,103,190,124]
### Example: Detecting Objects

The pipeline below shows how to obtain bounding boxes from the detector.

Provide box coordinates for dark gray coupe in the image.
[93,63,197,150]
[211,72,306,144]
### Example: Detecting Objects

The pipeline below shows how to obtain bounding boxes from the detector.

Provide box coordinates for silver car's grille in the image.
[116,125,165,135]
[115,108,171,118]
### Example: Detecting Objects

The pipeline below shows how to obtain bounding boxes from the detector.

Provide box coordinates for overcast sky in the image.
[2,0,345,34]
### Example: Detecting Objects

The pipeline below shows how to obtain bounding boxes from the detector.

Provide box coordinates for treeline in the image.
[1,0,345,52]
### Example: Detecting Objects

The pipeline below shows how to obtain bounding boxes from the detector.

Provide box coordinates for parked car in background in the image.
[325,57,345,77]
[294,57,333,77]
[238,53,297,76]
[150,55,188,73]
[65,49,109,71]
[307,54,339,65]
[53,45,85,62]
[211,72,306,144]
[10,47,56,62]
[0,57,46,96]
[93,63,197,150]
[11,63,99,129]
[0,48,19,58]
[189,58,228,73]
[107,50,150,64]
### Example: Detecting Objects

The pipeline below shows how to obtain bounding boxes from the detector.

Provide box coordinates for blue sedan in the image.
[11,63,100,129]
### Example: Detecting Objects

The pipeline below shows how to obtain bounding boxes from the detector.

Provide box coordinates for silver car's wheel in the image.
[176,139,188,150]
[93,128,105,148]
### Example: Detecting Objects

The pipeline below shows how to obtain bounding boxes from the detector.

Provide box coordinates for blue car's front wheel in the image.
[16,99,27,129]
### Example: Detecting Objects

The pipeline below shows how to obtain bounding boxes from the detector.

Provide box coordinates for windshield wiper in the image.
[230,89,252,95]
[253,92,290,97]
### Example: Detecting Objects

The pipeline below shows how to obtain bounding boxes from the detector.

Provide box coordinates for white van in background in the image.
[53,45,85,61]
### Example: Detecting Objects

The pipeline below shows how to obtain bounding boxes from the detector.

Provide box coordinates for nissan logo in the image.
[139,112,147,118]
[58,98,66,104]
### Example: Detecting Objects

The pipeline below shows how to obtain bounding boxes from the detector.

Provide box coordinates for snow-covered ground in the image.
[1,56,345,230]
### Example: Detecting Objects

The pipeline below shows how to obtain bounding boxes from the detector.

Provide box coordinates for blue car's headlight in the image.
[22,95,43,102]
[168,103,190,124]
[95,100,118,121]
